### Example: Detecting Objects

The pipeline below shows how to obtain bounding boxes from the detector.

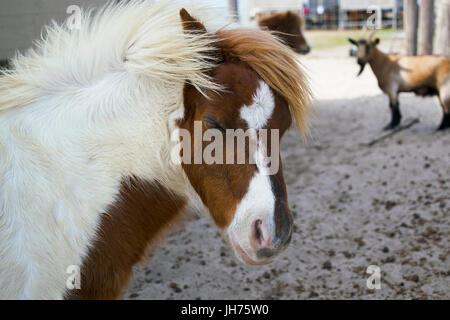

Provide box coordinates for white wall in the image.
[0,0,108,59]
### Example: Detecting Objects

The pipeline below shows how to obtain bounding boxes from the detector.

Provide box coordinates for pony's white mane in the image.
[0,0,223,112]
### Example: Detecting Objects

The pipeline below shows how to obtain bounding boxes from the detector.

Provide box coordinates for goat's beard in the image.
[357,61,366,76]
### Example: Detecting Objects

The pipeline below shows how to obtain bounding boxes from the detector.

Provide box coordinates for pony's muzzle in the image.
[250,214,292,260]
[256,230,292,260]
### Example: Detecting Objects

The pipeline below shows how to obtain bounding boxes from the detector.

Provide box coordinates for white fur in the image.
[240,81,275,129]
[227,172,275,263]
[0,1,224,299]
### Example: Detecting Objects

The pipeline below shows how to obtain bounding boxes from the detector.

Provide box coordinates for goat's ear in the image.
[180,8,207,33]
[372,38,380,46]
[348,38,357,46]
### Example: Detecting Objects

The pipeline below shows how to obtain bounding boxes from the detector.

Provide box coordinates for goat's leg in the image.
[438,94,450,130]
[438,113,450,130]
[384,97,401,130]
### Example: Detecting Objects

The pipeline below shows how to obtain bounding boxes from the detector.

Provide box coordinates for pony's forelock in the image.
[217,28,313,140]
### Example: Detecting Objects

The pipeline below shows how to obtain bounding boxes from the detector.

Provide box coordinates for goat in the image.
[349,30,450,130]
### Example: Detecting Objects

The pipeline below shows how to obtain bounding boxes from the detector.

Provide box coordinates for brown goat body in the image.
[349,36,450,130]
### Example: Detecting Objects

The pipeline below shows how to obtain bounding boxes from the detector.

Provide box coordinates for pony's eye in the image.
[203,117,225,133]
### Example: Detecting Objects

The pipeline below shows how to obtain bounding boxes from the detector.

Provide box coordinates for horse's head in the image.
[175,9,312,265]
[258,11,311,55]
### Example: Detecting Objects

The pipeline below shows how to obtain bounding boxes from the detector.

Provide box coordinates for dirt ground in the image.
[124,45,449,300]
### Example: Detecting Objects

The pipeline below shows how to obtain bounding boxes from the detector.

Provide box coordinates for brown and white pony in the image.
[258,11,311,55]
[0,1,311,299]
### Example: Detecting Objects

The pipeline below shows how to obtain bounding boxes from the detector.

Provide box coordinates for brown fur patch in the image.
[65,178,186,299]
[402,55,450,88]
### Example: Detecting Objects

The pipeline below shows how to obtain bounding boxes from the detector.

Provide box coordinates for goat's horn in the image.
[368,29,377,40]
[360,24,368,39]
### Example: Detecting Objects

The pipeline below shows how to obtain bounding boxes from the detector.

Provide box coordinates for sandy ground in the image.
[124,45,449,300]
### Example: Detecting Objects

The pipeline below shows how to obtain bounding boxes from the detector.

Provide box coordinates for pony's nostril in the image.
[251,219,273,249]
[254,219,264,245]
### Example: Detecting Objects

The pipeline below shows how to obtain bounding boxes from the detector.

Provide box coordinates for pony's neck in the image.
[66,177,187,299]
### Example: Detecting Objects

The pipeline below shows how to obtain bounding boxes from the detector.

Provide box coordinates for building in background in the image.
[0,0,108,60]
[306,0,339,29]
[237,0,404,30]
[339,0,403,29]
[303,0,402,29]
[1,0,447,60]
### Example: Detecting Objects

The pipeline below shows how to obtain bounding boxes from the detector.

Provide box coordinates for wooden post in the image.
[433,0,450,56]
[393,0,398,30]
[404,0,419,55]
[418,0,434,55]
[228,0,239,22]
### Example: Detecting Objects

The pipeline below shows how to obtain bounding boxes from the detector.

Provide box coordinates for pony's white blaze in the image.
[227,172,275,265]
[227,80,277,264]
[240,81,275,129]
[240,80,278,175]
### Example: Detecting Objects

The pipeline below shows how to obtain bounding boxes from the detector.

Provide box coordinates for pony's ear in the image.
[180,8,207,33]
[179,8,225,64]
